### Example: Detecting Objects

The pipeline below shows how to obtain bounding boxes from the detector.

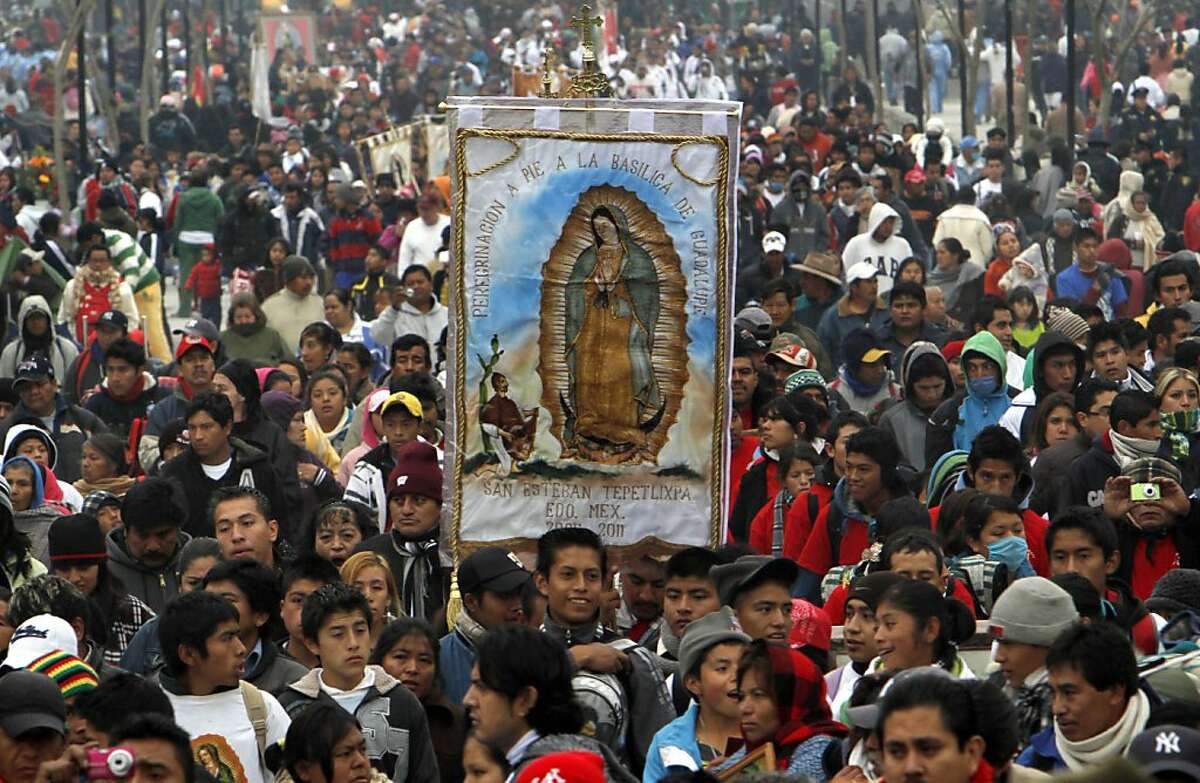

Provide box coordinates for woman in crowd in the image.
[372,617,466,783]
[282,702,388,783]
[254,238,292,303]
[220,293,293,363]
[3,424,83,510]
[0,474,47,590]
[304,500,375,569]
[262,390,344,530]
[1030,392,1080,459]
[47,514,154,666]
[927,238,984,329]
[213,359,294,468]
[341,550,402,647]
[1107,189,1165,271]
[461,732,508,783]
[306,368,355,460]
[983,223,1023,296]
[1157,367,1200,486]
[74,433,134,498]
[894,256,926,287]
[325,288,372,344]
[2,455,66,564]
[872,578,976,677]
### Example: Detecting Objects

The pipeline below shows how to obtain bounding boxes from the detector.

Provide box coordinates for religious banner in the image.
[445,95,739,556]
[361,123,417,186]
[259,14,317,67]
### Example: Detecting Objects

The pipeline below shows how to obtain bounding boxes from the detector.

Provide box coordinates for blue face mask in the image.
[988,535,1036,578]
[768,181,785,193]
[967,375,999,397]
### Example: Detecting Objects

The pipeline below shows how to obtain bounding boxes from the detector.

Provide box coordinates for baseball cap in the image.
[1128,725,1200,781]
[90,310,129,330]
[960,135,979,149]
[0,670,67,738]
[903,168,926,184]
[13,355,54,388]
[845,667,954,729]
[846,260,880,284]
[2,614,79,670]
[766,344,815,369]
[173,317,220,342]
[174,334,217,362]
[734,306,774,341]
[380,391,423,419]
[458,547,531,595]
[761,231,787,254]
[843,327,891,366]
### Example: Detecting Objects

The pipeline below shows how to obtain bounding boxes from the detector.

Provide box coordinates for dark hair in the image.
[304,368,349,407]
[202,558,281,626]
[959,493,1022,549]
[776,441,823,481]
[877,675,981,748]
[665,547,721,582]
[830,410,870,442]
[281,554,343,593]
[1154,259,1193,294]
[186,391,234,428]
[1032,392,1078,451]
[967,425,1024,477]
[338,342,374,371]
[1050,572,1103,621]
[1178,339,1200,374]
[158,590,240,676]
[874,496,931,542]
[475,625,583,735]
[878,579,975,667]
[103,339,143,369]
[463,731,510,780]
[389,371,440,408]
[177,537,221,584]
[1075,377,1120,416]
[1109,389,1157,431]
[1088,321,1129,358]
[536,526,607,577]
[7,575,90,629]
[1148,307,1190,353]
[889,279,927,307]
[110,714,195,783]
[761,277,795,303]
[301,581,373,640]
[391,334,432,367]
[206,488,273,533]
[845,427,900,474]
[1046,506,1119,560]
[75,672,175,734]
[277,358,309,389]
[283,703,362,783]
[216,359,264,421]
[401,263,433,284]
[1046,622,1138,697]
[370,617,442,690]
[1007,286,1040,327]
[880,527,944,572]
[971,295,1009,333]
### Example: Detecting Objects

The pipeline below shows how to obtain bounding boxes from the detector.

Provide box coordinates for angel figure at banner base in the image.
[561,205,665,463]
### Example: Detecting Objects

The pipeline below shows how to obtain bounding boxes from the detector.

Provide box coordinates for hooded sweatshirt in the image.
[841,203,913,296]
[0,295,79,381]
[105,526,193,613]
[927,332,1015,462]
[3,454,64,564]
[879,342,954,471]
[1000,330,1084,444]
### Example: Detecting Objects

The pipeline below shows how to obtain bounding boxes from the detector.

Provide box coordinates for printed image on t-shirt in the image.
[194,734,247,783]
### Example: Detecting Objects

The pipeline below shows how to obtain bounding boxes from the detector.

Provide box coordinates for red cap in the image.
[789,598,832,651]
[516,752,605,783]
[175,334,216,362]
[903,168,926,184]
[941,339,965,363]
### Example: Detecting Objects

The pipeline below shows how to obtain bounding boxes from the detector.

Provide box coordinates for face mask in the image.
[768,181,785,193]
[792,187,810,202]
[1163,409,1200,433]
[967,375,998,397]
[231,321,261,337]
[987,535,1035,578]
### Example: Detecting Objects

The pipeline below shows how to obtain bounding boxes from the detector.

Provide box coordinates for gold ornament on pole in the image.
[566,3,611,98]
[539,46,559,98]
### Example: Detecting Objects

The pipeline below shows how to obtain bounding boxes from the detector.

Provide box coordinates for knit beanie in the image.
[988,576,1079,647]
[1145,569,1200,619]
[27,650,99,698]
[48,514,107,568]
[261,390,304,431]
[282,255,315,283]
[386,441,443,503]
[785,368,825,393]
[941,339,965,365]
[847,571,906,611]
[1045,307,1091,344]
[515,752,605,783]
[81,491,121,519]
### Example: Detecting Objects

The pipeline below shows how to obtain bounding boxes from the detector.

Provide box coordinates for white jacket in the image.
[933,204,995,272]
[370,298,448,350]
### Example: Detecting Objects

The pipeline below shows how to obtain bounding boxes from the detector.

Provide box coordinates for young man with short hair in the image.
[825,571,904,716]
[657,547,725,713]
[277,583,439,783]
[970,294,1026,389]
[209,487,280,570]
[70,671,175,747]
[1146,306,1191,374]
[1053,228,1128,320]
[1045,506,1158,655]
[372,262,448,349]
[438,546,531,702]
[1017,622,1148,771]
[1089,321,1154,392]
[140,326,218,469]
[204,558,307,695]
[1067,389,1164,508]
[616,556,666,648]
[875,673,987,783]
[82,336,170,440]
[108,713,195,783]
[711,555,798,644]
[1000,330,1086,443]
[877,281,947,359]
[279,556,343,670]
[345,392,424,529]
[157,591,291,783]
[642,610,749,780]
[817,261,886,368]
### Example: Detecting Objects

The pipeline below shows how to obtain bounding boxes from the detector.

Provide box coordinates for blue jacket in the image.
[438,629,476,704]
[643,703,701,783]
[1016,726,1065,772]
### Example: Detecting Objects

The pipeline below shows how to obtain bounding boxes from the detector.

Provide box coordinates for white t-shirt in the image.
[319,667,376,714]
[202,458,233,481]
[398,214,451,269]
[165,686,291,783]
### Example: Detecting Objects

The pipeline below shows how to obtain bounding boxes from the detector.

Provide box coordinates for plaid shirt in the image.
[105,594,155,668]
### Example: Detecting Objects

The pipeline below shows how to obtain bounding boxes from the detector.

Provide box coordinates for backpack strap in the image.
[240,680,268,758]
[825,503,845,568]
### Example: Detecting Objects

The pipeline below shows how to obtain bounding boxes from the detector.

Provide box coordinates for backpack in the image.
[572,670,629,755]
[948,555,1007,617]
[240,680,268,757]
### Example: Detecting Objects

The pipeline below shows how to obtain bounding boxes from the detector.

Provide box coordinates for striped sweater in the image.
[328,209,382,278]
[104,228,161,293]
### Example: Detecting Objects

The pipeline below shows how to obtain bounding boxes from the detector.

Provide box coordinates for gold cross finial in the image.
[539,46,558,98]
[568,4,604,53]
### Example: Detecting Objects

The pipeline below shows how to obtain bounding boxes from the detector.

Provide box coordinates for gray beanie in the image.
[676,607,750,679]
[988,577,1079,647]
[1053,208,1076,223]
[1146,569,1200,619]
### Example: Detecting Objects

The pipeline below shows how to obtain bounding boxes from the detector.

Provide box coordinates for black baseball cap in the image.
[90,310,129,330]
[0,670,67,737]
[172,317,220,342]
[1129,725,1200,781]
[458,547,531,595]
[13,355,54,388]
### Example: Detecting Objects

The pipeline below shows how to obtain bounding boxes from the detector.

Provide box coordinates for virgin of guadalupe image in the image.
[562,204,665,462]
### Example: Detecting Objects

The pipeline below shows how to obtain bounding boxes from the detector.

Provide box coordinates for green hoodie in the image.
[961,331,1007,379]
[170,185,224,245]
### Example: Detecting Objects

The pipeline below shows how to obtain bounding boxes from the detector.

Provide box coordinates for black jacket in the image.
[246,638,309,697]
[1065,435,1119,509]
[84,373,172,440]
[159,437,287,537]
[729,453,778,544]
[232,417,302,542]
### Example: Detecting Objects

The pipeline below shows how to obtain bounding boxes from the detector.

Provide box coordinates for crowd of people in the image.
[3,0,1200,783]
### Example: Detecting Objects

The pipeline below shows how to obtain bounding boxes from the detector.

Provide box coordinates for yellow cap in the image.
[860,348,891,364]
[380,392,422,419]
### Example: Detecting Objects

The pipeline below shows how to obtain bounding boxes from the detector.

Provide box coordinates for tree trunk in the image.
[53,0,98,218]
[140,0,169,145]
[865,0,883,122]
[1088,0,1153,134]
[934,0,979,135]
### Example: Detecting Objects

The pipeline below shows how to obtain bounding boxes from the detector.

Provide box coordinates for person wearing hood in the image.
[880,342,955,472]
[999,243,1051,307]
[0,473,47,589]
[0,295,79,382]
[934,186,995,270]
[82,337,169,447]
[1038,208,1081,276]
[169,167,224,316]
[840,202,912,297]
[0,355,109,485]
[262,256,326,350]
[926,330,1015,461]
[766,171,829,270]
[220,292,293,363]
[1066,389,1167,509]
[817,261,887,368]
[105,478,192,614]
[827,327,902,415]
[1000,330,1086,444]
[912,117,953,167]
[2,454,67,563]
[216,185,275,274]
[795,427,912,601]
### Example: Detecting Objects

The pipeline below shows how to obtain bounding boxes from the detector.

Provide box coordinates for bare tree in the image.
[52,0,99,217]
[1082,0,1153,134]
[864,0,884,122]
[140,0,170,145]
[931,0,981,135]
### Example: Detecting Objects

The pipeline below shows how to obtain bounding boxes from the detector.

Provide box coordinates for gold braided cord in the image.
[449,123,733,556]
[670,141,723,187]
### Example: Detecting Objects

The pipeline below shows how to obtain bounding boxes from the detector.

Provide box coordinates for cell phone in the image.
[1130,482,1161,502]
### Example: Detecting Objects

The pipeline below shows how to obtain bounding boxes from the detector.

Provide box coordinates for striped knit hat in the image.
[27,650,99,698]
[785,368,824,393]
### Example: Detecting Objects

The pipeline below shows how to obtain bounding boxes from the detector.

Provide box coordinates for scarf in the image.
[540,612,608,647]
[453,605,489,648]
[838,365,885,398]
[1054,689,1150,771]
[1012,670,1053,744]
[771,488,794,556]
[106,373,146,403]
[1122,202,1165,271]
[389,527,440,620]
[303,409,342,472]
[752,644,846,766]
[1162,409,1199,461]
[1109,429,1161,467]
[72,266,122,316]
[73,476,135,497]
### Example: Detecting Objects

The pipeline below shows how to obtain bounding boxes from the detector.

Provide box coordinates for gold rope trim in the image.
[670,141,722,187]
[465,136,521,178]
[449,123,733,555]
